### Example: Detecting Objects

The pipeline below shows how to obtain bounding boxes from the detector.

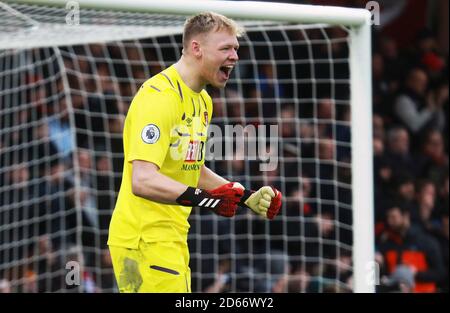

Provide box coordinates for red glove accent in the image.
[207,183,244,217]
[267,187,282,220]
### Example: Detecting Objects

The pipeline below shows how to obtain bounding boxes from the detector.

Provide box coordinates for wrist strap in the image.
[238,189,254,208]
[176,186,221,208]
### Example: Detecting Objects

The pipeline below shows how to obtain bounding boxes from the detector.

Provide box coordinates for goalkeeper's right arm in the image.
[132,160,243,217]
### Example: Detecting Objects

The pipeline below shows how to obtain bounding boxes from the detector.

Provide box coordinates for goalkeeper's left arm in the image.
[233,183,282,220]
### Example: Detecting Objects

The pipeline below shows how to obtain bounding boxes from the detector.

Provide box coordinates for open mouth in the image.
[219,65,233,79]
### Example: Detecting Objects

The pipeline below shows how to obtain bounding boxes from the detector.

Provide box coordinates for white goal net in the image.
[0,0,373,293]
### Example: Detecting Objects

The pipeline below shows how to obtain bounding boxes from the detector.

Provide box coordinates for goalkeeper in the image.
[108,12,282,293]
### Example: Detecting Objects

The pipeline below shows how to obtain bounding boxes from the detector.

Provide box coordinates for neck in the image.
[174,56,204,93]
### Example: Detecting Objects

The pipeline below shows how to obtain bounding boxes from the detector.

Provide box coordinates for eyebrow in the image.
[221,44,240,49]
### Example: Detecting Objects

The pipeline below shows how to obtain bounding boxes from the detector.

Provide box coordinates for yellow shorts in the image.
[109,240,191,293]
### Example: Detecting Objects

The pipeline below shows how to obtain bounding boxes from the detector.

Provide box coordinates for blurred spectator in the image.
[372,53,387,109]
[280,104,297,139]
[415,128,449,185]
[204,260,230,293]
[47,98,75,160]
[285,178,314,269]
[31,121,59,178]
[234,248,289,293]
[38,158,76,249]
[434,206,449,292]
[95,155,116,248]
[22,270,38,293]
[319,138,334,161]
[378,36,402,84]
[246,88,264,119]
[99,249,115,292]
[373,136,384,157]
[257,63,284,118]
[313,138,339,207]
[436,174,449,216]
[335,106,351,162]
[188,210,233,292]
[384,126,415,176]
[304,247,353,293]
[0,159,34,278]
[299,122,315,161]
[229,152,247,178]
[77,148,99,229]
[392,171,416,209]
[412,180,440,236]
[0,279,11,293]
[373,113,385,140]
[377,202,445,292]
[372,53,397,121]
[380,264,416,293]
[317,98,334,138]
[291,210,337,292]
[224,89,246,121]
[71,92,89,146]
[376,170,417,237]
[76,148,100,268]
[271,267,291,293]
[36,235,63,292]
[210,89,225,119]
[287,267,311,293]
[394,68,445,144]
[413,29,446,80]
[373,154,393,222]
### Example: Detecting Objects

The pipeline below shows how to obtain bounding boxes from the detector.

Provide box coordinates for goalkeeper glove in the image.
[176,183,244,217]
[234,184,282,220]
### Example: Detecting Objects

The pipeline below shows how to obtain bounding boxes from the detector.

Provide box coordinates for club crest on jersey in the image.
[141,124,160,144]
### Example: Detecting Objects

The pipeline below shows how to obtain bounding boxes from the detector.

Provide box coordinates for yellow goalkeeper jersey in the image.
[108,65,213,249]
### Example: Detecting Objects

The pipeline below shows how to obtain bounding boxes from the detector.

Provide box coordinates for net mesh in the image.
[0,1,353,292]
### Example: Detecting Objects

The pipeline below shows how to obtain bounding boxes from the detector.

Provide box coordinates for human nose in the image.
[229,49,239,61]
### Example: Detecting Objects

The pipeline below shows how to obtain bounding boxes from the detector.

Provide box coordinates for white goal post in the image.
[1,0,374,293]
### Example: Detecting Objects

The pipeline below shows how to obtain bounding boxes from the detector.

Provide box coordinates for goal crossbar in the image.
[8,0,371,26]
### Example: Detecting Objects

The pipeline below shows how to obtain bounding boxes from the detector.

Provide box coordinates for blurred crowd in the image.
[371,28,448,293]
[0,1,448,293]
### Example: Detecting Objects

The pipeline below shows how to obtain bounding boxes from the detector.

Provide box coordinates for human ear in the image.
[191,40,202,57]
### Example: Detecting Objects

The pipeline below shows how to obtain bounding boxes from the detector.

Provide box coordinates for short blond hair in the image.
[183,12,244,49]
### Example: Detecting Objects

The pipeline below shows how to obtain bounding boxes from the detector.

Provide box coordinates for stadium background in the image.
[0,0,448,293]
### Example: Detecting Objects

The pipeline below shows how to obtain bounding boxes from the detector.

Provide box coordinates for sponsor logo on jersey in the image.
[181,164,201,171]
[184,140,205,163]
